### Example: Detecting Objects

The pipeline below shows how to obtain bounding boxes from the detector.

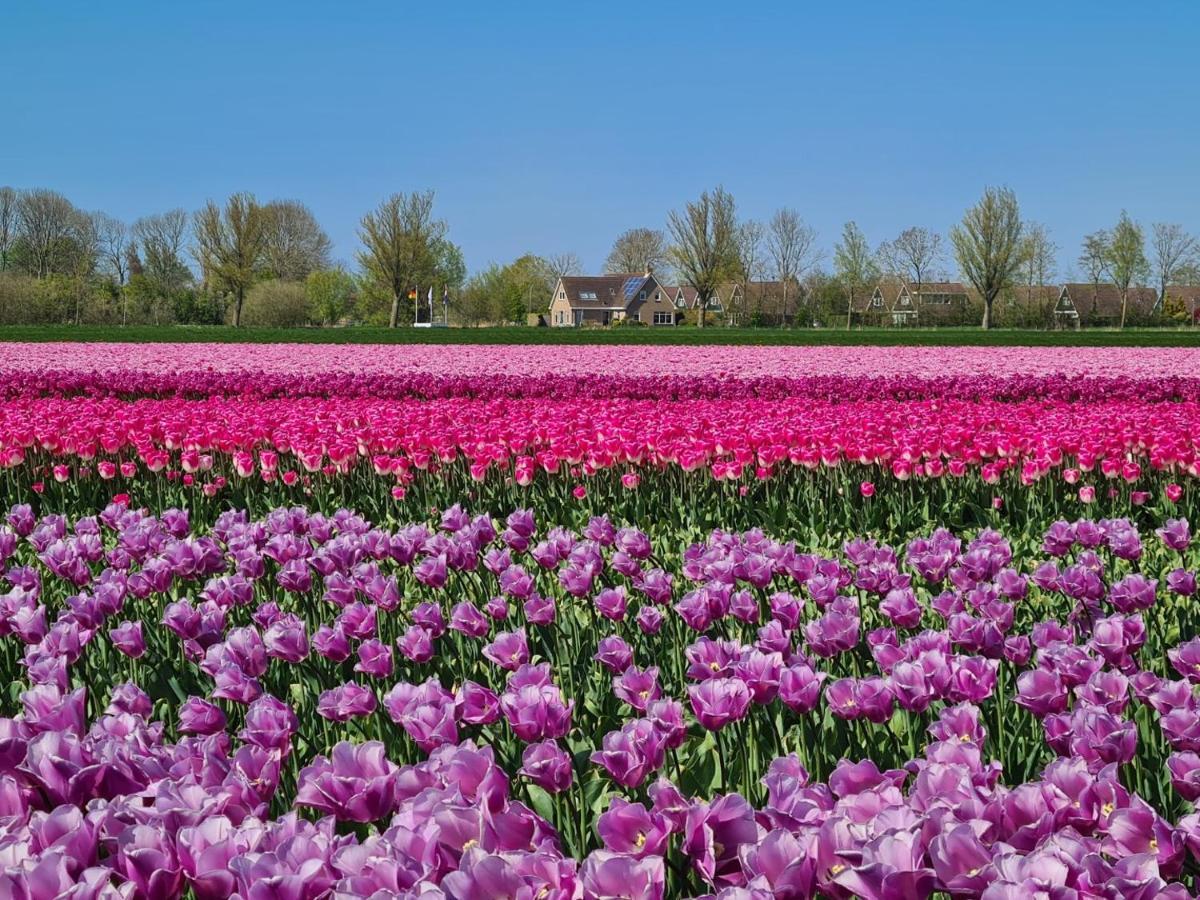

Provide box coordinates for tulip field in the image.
[5,340,1200,899]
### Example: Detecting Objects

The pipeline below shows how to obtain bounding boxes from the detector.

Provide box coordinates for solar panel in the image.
[623,277,644,300]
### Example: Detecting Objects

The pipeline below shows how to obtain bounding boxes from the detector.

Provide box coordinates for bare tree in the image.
[134,209,193,311]
[878,226,942,296]
[1014,222,1057,324]
[261,200,333,281]
[0,187,17,272]
[833,221,879,328]
[667,187,738,328]
[1100,211,1149,329]
[15,188,78,277]
[357,191,447,327]
[766,209,819,325]
[544,252,582,281]
[950,186,1023,330]
[193,193,268,327]
[1152,223,1199,310]
[92,212,129,285]
[604,227,668,274]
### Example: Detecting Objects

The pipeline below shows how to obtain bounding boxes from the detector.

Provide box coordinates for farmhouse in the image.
[1055,283,1159,327]
[547,273,679,326]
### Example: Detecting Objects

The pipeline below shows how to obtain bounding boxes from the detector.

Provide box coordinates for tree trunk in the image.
[981,295,992,330]
[697,300,706,328]
[1119,290,1128,330]
[389,291,400,328]
[234,287,243,328]
[845,292,853,329]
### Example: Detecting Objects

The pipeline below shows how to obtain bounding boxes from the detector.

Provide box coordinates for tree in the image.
[241,279,312,327]
[666,187,738,328]
[1078,230,1109,316]
[92,212,129,287]
[132,209,193,324]
[1014,222,1057,324]
[950,187,1023,330]
[604,228,668,275]
[766,209,819,325]
[357,191,448,327]
[1151,223,1198,311]
[833,221,879,328]
[15,189,78,278]
[878,226,942,296]
[261,200,333,281]
[306,267,356,325]
[1101,211,1149,329]
[545,252,582,282]
[193,193,268,328]
[0,187,16,272]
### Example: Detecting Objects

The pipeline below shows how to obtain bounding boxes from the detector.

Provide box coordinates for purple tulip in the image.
[295,740,399,822]
[520,740,573,793]
[688,678,751,731]
[317,683,377,721]
[109,620,146,658]
[597,798,669,857]
[178,696,227,735]
[594,635,634,673]
[614,666,661,712]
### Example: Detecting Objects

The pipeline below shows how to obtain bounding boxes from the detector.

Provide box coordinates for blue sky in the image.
[3,1,1198,278]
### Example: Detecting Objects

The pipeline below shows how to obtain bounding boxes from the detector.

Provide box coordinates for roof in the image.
[557,274,654,309]
[1060,283,1158,318]
[1165,284,1200,303]
[908,280,969,298]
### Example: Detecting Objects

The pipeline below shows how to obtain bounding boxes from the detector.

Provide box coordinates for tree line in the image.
[0,187,467,328]
[1,184,1196,329]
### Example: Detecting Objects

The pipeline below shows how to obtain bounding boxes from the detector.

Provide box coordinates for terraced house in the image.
[855,279,972,326]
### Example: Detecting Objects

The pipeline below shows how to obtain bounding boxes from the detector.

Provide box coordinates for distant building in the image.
[1055,283,1158,327]
[1164,284,1200,323]
[857,279,971,325]
[547,272,679,326]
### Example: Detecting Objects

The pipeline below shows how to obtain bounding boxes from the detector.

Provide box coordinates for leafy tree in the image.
[667,187,738,327]
[193,193,268,327]
[0,187,16,272]
[357,191,448,327]
[950,187,1023,330]
[1100,211,1149,329]
[833,221,879,328]
[306,268,357,325]
[241,279,312,327]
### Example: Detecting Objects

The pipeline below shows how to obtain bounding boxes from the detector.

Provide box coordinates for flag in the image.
[407,287,418,301]
[442,286,450,306]
[427,286,434,303]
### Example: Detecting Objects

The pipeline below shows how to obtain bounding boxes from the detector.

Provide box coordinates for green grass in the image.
[1,323,1199,346]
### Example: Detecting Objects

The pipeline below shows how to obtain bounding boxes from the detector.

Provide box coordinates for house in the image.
[547,273,679,326]
[1055,284,1159,327]
[725,281,804,326]
[855,280,970,326]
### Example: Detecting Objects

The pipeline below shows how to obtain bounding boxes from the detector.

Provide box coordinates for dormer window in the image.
[639,291,646,301]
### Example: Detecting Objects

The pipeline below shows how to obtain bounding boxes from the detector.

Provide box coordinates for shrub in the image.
[238,279,313,328]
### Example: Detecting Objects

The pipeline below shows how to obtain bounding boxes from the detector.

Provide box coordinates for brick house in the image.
[547,273,679,326]
[1163,285,1200,323]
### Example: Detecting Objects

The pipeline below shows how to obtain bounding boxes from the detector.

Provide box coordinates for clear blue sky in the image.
[3,1,1197,278]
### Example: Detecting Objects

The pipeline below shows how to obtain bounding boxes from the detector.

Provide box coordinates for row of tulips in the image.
[1,394,1199,490]
[4,498,1200,896]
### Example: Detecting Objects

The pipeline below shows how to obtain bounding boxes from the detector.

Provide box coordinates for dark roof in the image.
[1061,283,1158,318]
[1165,284,1200,303]
[558,274,652,308]
[909,281,969,298]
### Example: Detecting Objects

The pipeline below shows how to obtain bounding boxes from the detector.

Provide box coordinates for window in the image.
[579,291,597,300]
[871,294,881,308]
[655,291,661,301]
[639,290,646,300]
[633,312,641,322]
[558,291,565,300]
[653,311,673,325]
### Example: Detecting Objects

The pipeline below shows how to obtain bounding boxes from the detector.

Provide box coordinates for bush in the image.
[238,280,313,328]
